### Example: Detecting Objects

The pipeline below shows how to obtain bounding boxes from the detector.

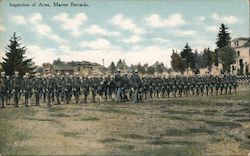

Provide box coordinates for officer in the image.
[131,70,142,103]
[12,71,21,107]
[22,73,33,107]
[33,73,43,106]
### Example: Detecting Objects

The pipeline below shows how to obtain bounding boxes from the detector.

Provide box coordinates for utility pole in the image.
[102,59,104,67]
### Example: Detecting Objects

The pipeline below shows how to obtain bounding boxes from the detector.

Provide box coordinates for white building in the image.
[231,37,250,75]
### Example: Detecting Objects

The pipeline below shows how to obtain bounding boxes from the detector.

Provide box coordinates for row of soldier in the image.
[0,70,248,108]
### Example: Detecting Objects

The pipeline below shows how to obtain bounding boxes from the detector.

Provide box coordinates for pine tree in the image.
[216,24,231,49]
[1,33,35,76]
[215,23,231,66]
[180,43,195,70]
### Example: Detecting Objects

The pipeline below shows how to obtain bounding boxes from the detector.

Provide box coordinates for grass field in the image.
[0,87,250,155]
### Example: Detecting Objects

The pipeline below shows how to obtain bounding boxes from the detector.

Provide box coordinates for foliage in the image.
[216,23,231,49]
[201,48,213,71]
[171,50,185,73]
[109,61,116,74]
[180,43,195,70]
[218,46,236,73]
[1,33,35,76]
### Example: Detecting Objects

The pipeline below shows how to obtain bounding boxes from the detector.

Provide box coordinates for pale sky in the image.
[0,0,249,67]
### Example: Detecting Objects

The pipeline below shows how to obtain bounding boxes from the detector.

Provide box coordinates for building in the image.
[231,37,250,75]
[53,63,74,75]
[42,63,53,75]
[42,61,106,76]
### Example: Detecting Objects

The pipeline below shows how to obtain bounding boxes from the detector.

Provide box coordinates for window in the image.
[236,41,239,46]
[237,51,240,57]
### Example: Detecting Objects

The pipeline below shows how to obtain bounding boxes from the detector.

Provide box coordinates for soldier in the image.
[22,73,33,107]
[47,74,55,106]
[131,70,142,103]
[5,75,12,105]
[55,73,63,104]
[64,73,73,104]
[82,76,90,103]
[33,73,43,106]
[90,77,98,102]
[11,71,21,107]
[0,72,6,108]
[42,75,48,103]
[114,70,122,102]
[73,73,81,103]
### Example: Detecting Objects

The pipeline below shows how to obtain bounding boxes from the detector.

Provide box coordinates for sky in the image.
[0,0,249,67]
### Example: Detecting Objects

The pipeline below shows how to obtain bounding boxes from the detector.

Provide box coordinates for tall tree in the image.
[216,24,231,49]
[215,23,231,66]
[109,61,116,74]
[1,33,35,76]
[171,50,185,74]
[180,43,195,70]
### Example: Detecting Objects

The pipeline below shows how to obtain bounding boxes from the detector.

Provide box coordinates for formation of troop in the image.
[0,70,249,108]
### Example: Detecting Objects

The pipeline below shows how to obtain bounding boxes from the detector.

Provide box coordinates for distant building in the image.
[230,37,250,75]
[42,61,106,76]
[54,63,74,75]
[42,63,53,75]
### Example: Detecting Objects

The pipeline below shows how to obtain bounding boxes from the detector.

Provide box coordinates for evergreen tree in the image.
[53,58,63,65]
[1,33,35,76]
[215,23,231,66]
[116,59,123,70]
[109,61,116,74]
[180,43,195,70]
[216,24,231,49]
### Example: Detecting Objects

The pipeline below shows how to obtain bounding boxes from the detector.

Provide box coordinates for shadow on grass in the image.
[162,128,214,137]
[25,117,54,122]
[61,130,86,138]
[100,138,121,143]
[117,144,135,151]
[77,116,100,121]
[138,145,203,156]
[121,133,149,140]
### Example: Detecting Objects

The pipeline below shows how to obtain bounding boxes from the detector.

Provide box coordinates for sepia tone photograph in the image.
[0,0,249,155]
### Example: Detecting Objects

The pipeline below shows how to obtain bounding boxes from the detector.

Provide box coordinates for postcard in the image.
[0,0,249,155]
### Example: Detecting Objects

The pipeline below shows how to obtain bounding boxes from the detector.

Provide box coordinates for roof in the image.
[53,64,74,70]
[243,38,250,47]
[231,37,249,41]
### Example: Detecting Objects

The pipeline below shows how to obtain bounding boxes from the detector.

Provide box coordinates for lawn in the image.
[0,87,249,155]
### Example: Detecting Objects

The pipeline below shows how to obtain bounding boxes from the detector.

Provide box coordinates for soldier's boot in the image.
[93,95,96,102]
